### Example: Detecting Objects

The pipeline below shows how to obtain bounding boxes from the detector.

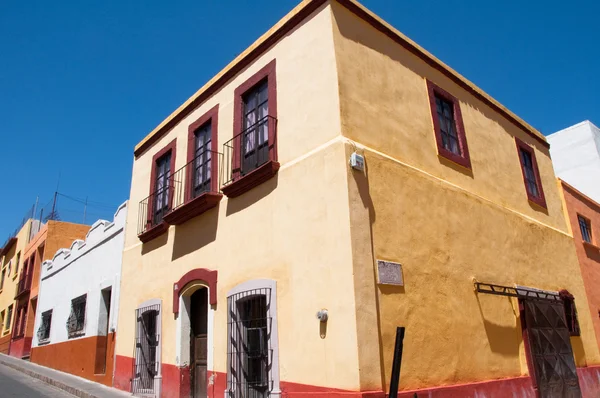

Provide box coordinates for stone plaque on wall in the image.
[377,260,403,286]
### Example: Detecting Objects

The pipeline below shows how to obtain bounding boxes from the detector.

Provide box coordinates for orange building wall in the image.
[561,180,600,350]
[0,334,10,354]
[30,332,117,386]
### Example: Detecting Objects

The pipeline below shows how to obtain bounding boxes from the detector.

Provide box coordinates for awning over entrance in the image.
[474,281,560,301]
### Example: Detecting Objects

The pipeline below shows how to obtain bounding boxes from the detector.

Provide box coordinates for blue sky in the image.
[0,0,598,241]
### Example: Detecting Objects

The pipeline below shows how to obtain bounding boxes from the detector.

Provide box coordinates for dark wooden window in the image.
[153,152,172,224]
[37,310,52,342]
[0,268,5,290]
[242,80,270,175]
[426,80,471,169]
[515,138,546,208]
[193,123,213,198]
[5,305,12,332]
[15,251,20,277]
[435,95,460,155]
[578,215,592,243]
[67,294,87,338]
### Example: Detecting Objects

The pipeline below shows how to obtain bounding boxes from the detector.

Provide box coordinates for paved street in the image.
[0,364,75,398]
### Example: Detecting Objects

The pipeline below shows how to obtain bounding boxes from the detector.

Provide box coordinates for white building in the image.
[548,120,600,202]
[30,202,127,385]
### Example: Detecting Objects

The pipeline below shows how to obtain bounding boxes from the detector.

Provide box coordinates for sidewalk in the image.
[0,353,131,398]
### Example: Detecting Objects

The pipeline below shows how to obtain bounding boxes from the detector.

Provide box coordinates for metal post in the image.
[389,327,405,398]
[50,191,58,220]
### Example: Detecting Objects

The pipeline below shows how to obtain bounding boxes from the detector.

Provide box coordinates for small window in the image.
[15,251,21,276]
[515,138,546,208]
[559,290,580,336]
[0,310,5,332]
[6,260,11,278]
[578,215,592,244]
[0,268,5,290]
[5,305,13,333]
[426,80,471,169]
[241,80,270,176]
[67,294,87,338]
[37,310,52,343]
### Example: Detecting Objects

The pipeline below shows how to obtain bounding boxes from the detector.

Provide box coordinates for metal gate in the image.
[522,299,581,398]
[132,304,160,395]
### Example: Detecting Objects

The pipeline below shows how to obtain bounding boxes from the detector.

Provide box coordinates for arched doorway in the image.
[174,269,217,398]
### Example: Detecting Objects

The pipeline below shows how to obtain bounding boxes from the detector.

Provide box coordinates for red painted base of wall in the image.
[9,336,31,359]
[30,333,116,386]
[113,355,600,398]
[0,334,10,354]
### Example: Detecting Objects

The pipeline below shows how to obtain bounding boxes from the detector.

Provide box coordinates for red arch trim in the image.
[173,268,218,314]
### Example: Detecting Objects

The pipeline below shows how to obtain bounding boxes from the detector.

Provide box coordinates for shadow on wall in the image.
[571,336,588,367]
[350,148,389,389]
[475,293,522,357]
[172,207,220,261]
[438,156,474,179]
[141,231,169,255]
[584,244,600,263]
[225,174,278,216]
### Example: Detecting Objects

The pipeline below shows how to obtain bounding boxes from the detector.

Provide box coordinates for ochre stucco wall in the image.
[117,3,364,393]
[561,180,600,351]
[0,220,32,340]
[331,3,600,391]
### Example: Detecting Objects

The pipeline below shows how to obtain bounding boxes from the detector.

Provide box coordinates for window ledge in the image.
[138,221,169,243]
[528,197,547,211]
[222,160,280,198]
[583,241,600,251]
[37,340,50,346]
[437,150,471,170]
[163,192,222,226]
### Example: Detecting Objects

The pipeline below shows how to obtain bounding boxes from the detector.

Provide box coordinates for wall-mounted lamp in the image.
[316,309,328,322]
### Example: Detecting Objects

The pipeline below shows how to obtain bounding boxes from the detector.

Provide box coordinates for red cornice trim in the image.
[187,104,219,198]
[172,268,218,314]
[515,137,547,209]
[426,80,472,170]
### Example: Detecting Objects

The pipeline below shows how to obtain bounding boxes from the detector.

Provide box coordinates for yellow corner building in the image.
[114,1,600,397]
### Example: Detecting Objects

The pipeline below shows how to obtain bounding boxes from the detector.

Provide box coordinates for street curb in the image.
[0,356,104,398]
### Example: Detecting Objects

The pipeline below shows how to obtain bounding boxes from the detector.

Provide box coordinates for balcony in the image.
[222,116,279,198]
[14,273,32,299]
[138,186,172,243]
[163,149,223,226]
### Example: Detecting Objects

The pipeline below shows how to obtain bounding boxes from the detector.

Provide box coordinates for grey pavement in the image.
[0,354,131,398]
[0,364,75,398]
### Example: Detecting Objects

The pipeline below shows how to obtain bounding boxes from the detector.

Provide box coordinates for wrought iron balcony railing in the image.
[138,185,172,237]
[223,116,277,188]
[15,273,32,299]
[170,149,223,211]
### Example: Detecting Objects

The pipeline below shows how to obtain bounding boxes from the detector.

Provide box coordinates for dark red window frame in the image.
[515,137,546,209]
[148,139,177,223]
[224,59,278,197]
[426,80,471,169]
[186,105,219,201]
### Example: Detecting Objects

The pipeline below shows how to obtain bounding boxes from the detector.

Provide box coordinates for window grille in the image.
[435,94,460,155]
[67,294,86,337]
[133,304,160,394]
[37,310,52,343]
[227,288,273,398]
[578,215,592,244]
[519,148,540,198]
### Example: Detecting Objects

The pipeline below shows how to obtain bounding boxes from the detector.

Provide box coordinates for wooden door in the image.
[190,288,208,398]
[522,299,581,398]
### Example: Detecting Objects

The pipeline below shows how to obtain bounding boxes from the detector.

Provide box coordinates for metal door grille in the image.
[133,304,160,395]
[227,288,273,398]
[523,299,581,398]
